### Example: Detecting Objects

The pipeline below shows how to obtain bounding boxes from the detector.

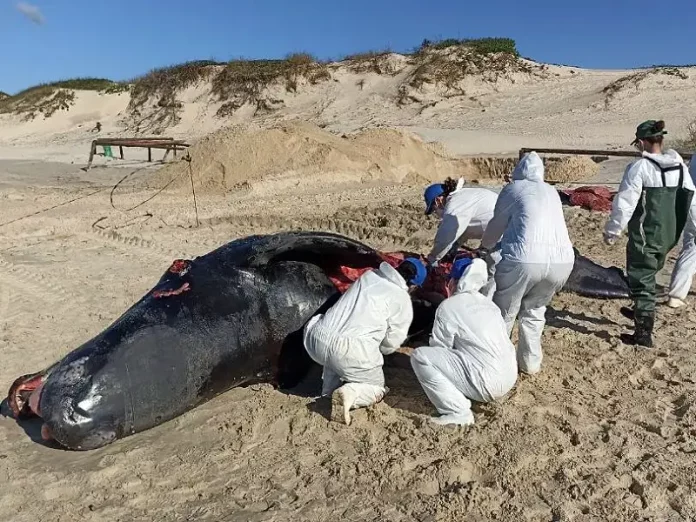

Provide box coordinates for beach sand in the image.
[1,150,695,522]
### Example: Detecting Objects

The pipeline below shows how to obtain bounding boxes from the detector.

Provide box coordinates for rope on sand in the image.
[0,187,108,228]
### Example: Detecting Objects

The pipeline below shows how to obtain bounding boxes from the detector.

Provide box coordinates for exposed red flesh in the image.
[327,251,468,296]
[153,282,191,298]
[561,186,615,213]
[7,373,45,419]
[168,259,191,275]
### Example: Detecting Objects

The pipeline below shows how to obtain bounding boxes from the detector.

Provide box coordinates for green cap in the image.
[631,120,667,145]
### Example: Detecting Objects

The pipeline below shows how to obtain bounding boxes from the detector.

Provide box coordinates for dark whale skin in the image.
[8,232,628,450]
[22,232,432,450]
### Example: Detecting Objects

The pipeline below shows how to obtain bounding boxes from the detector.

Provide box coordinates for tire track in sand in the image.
[0,256,84,309]
[85,227,193,267]
[197,213,429,251]
[0,281,40,325]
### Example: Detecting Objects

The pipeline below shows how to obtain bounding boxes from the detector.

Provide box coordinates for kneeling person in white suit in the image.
[303,258,427,425]
[411,258,518,426]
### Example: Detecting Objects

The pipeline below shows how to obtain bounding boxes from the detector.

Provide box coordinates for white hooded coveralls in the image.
[480,152,574,374]
[411,259,517,425]
[668,154,696,301]
[428,178,500,297]
[427,179,499,263]
[303,262,413,408]
[604,150,696,240]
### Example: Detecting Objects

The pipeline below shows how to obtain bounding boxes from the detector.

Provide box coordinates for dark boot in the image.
[620,307,634,320]
[620,313,655,348]
[633,314,654,348]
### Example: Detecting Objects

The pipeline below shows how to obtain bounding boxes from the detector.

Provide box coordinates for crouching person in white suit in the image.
[411,258,518,426]
[303,258,427,425]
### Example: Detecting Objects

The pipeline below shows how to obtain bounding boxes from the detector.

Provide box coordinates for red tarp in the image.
[561,186,615,212]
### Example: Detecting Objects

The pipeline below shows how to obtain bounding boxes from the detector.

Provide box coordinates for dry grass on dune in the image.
[0,78,129,120]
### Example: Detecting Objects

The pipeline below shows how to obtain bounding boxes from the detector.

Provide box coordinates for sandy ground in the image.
[2,154,696,522]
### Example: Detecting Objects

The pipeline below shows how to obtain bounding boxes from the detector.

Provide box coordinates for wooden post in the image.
[148,148,152,162]
[86,140,97,170]
[162,148,170,162]
[119,146,124,159]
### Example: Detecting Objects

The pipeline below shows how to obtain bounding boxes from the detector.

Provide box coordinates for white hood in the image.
[643,149,685,168]
[512,152,545,182]
[376,262,407,290]
[454,258,489,294]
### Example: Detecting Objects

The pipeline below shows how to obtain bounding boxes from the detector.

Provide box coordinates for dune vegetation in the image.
[0,78,130,120]
[1,37,527,123]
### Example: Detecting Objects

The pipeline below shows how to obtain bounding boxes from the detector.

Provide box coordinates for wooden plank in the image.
[98,142,189,150]
[519,147,694,160]
[94,140,189,147]
[94,137,174,144]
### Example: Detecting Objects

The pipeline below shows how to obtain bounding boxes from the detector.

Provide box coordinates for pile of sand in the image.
[147,122,601,195]
[149,120,471,193]
[471,155,599,183]
[545,155,601,182]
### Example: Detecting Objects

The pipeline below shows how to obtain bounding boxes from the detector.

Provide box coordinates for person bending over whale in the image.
[411,258,517,426]
[303,258,427,425]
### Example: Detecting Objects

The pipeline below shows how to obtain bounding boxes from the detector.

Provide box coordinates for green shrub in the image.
[419,37,519,56]
[211,56,330,115]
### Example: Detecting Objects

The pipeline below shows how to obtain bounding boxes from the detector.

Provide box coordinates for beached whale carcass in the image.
[6,231,629,450]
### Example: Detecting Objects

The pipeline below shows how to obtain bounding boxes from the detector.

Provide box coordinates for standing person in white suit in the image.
[667,154,696,308]
[424,177,500,297]
[303,258,427,425]
[411,257,517,426]
[479,151,575,375]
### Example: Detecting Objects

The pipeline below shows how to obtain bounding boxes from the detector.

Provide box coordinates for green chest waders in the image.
[626,160,694,317]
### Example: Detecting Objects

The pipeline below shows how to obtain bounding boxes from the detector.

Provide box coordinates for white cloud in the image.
[16,2,45,25]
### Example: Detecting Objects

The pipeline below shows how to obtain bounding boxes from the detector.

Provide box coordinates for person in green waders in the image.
[604,120,695,347]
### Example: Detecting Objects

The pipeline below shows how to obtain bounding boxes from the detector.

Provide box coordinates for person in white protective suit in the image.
[666,154,696,309]
[303,257,427,425]
[603,120,696,347]
[479,151,575,374]
[410,257,517,426]
[423,177,500,297]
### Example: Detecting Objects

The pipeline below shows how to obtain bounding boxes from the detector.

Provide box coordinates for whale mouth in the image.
[7,372,55,442]
[8,372,45,419]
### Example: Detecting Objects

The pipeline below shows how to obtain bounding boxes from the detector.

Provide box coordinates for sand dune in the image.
[1,51,694,165]
[2,44,696,522]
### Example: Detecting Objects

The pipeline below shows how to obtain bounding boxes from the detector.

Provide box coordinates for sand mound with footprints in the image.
[144,121,600,194]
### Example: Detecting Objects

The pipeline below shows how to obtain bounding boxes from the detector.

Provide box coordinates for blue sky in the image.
[1,0,695,94]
